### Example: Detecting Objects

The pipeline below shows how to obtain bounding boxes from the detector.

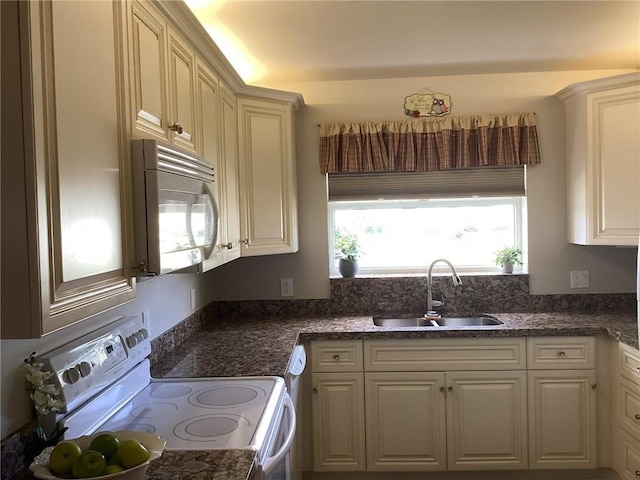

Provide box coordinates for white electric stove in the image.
[39,316,295,479]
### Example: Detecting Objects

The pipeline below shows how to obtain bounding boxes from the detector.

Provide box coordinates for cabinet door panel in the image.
[446,371,528,470]
[168,29,196,154]
[220,84,241,261]
[365,372,446,471]
[311,373,366,471]
[129,1,167,140]
[528,370,597,468]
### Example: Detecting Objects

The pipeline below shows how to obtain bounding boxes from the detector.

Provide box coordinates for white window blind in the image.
[328,165,526,201]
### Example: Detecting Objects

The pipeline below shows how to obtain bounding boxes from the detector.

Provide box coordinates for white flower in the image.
[22,353,63,417]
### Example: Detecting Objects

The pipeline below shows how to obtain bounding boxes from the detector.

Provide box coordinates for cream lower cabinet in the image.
[527,337,597,469]
[310,341,366,471]
[613,343,640,479]
[364,338,528,471]
[2,0,135,338]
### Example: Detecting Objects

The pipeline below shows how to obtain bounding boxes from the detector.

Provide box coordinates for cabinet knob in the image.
[558,351,566,357]
[242,239,249,245]
[440,387,445,393]
[333,355,340,361]
[635,414,640,420]
[635,470,640,476]
[169,122,183,134]
[222,242,233,249]
[448,386,453,392]
[591,384,597,390]
[312,388,318,394]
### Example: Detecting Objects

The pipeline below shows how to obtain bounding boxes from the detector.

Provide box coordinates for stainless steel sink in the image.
[373,314,502,328]
[429,315,503,327]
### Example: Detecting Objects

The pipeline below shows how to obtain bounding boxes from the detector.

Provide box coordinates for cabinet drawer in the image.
[619,430,640,480]
[364,338,526,371]
[620,377,640,439]
[527,337,595,369]
[311,341,363,372]
[620,343,640,386]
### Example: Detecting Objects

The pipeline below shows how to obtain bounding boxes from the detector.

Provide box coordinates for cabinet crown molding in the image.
[555,71,640,101]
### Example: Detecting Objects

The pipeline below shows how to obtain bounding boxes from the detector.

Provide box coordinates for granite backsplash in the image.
[2,273,636,479]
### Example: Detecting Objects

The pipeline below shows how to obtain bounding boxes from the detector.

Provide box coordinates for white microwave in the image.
[131,139,218,275]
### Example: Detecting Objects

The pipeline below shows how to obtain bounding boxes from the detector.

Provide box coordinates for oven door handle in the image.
[262,394,296,478]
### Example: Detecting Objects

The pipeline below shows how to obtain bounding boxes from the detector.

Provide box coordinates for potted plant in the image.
[335,229,360,277]
[494,246,523,274]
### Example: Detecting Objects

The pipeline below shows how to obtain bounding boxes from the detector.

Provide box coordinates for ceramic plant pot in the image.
[338,259,358,278]
[501,261,514,274]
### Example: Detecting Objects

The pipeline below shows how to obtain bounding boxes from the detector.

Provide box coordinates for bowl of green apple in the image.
[29,430,166,479]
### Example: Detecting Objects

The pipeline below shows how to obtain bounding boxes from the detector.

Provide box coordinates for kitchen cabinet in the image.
[363,339,528,471]
[556,72,640,246]
[126,0,197,155]
[613,343,640,479]
[527,337,597,468]
[237,96,299,256]
[1,0,135,337]
[310,341,366,471]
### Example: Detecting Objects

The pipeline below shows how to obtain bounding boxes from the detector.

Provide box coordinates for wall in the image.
[207,69,638,300]
[0,273,217,439]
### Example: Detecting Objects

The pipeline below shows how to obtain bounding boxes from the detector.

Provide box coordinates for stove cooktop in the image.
[99,377,284,450]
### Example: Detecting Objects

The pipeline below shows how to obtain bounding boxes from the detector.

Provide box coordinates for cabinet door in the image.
[167,28,197,154]
[195,60,224,270]
[446,371,528,470]
[127,0,168,142]
[311,373,366,471]
[2,0,135,337]
[237,97,298,255]
[219,83,241,262]
[365,372,446,471]
[528,370,597,468]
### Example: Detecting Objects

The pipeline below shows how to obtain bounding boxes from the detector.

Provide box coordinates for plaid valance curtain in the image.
[318,113,541,174]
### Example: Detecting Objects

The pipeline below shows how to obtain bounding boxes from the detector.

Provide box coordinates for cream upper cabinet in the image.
[1,0,135,338]
[126,0,198,155]
[218,83,242,263]
[556,72,640,246]
[237,96,299,256]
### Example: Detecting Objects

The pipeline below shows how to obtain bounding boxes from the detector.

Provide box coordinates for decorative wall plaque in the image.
[404,88,452,117]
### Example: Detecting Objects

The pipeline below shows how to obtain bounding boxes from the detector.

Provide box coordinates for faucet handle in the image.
[431,299,444,308]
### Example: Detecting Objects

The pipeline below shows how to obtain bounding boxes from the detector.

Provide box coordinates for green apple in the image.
[49,440,82,476]
[89,433,120,459]
[71,450,107,478]
[116,439,149,468]
[105,464,125,475]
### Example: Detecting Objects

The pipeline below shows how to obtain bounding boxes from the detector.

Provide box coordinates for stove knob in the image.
[78,361,92,377]
[134,331,144,342]
[126,334,138,348]
[140,328,149,339]
[64,367,81,384]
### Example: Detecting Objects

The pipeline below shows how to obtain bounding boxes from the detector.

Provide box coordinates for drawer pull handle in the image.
[635,414,640,420]
[333,355,340,361]
[558,351,566,357]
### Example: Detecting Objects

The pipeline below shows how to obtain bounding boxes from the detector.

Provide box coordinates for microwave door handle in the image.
[261,395,296,478]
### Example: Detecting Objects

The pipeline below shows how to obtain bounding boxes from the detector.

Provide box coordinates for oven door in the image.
[259,394,296,480]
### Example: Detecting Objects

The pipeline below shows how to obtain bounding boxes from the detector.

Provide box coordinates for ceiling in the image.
[185,1,640,87]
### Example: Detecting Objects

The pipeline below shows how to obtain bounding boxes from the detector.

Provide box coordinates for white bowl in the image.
[29,430,166,480]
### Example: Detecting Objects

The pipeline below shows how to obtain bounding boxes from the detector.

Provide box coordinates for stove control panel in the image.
[39,316,151,414]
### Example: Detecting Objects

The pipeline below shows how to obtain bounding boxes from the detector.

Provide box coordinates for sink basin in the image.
[373,316,430,327]
[373,314,503,328]
[429,315,503,327]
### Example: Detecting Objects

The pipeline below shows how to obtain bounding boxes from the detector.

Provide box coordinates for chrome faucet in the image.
[426,258,463,313]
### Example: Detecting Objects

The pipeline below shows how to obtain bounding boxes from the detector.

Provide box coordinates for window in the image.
[329,197,526,276]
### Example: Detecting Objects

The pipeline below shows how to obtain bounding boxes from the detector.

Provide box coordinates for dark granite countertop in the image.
[152,311,638,379]
[18,312,635,480]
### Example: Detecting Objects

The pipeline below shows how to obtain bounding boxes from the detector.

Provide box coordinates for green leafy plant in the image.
[335,228,360,262]
[494,246,523,266]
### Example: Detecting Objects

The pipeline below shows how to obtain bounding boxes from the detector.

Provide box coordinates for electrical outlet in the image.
[190,288,196,310]
[280,278,294,297]
[570,270,589,289]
